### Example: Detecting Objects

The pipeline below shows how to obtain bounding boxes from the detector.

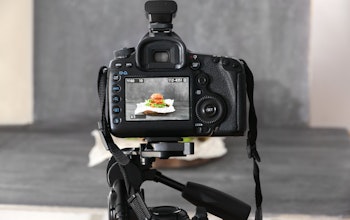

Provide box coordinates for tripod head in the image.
[141,137,194,159]
[106,138,251,220]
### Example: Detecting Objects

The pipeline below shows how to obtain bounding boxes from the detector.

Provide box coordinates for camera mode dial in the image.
[114,47,135,59]
[196,96,226,125]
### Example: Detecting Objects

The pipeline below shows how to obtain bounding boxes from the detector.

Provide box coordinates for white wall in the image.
[0,0,33,125]
[309,0,350,132]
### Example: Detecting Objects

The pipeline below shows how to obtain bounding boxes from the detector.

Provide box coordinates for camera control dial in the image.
[114,47,135,59]
[195,96,226,124]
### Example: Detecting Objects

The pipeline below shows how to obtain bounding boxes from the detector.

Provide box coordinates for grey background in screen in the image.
[125,77,189,102]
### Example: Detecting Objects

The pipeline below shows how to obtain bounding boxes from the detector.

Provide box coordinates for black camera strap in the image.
[97,66,130,166]
[98,66,152,220]
[241,60,263,220]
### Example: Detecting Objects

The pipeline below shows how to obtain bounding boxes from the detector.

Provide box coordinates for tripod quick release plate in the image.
[141,141,194,159]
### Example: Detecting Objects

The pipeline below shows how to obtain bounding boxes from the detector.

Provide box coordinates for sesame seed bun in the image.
[150,93,164,101]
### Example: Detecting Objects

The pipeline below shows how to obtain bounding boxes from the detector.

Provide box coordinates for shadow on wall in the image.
[255,80,306,127]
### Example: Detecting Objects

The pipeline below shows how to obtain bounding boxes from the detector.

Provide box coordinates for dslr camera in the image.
[99,2,262,220]
[107,0,246,138]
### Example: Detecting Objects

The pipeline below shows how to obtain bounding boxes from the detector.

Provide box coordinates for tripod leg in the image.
[108,188,118,220]
[109,180,133,220]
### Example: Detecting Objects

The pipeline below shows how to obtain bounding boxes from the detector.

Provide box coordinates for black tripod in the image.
[106,138,251,220]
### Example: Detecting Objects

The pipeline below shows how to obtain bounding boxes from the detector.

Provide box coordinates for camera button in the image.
[115,63,122,68]
[190,61,201,70]
[113,118,121,124]
[196,96,225,124]
[112,96,121,103]
[125,63,133,68]
[197,74,209,86]
[196,126,212,135]
[195,90,202,95]
[112,106,121,114]
[113,74,121,81]
[203,104,217,117]
[112,85,121,92]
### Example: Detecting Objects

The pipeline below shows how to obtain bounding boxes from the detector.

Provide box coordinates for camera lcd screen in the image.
[125,77,190,121]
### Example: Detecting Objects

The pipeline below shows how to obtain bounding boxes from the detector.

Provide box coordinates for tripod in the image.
[106,138,251,220]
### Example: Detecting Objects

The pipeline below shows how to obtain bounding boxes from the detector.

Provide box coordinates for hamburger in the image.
[145,93,168,108]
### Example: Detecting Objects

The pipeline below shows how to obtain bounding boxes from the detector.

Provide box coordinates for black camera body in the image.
[102,2,258,220]
[107,1,246,138]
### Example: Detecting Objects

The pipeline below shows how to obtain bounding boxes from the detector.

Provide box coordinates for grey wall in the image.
[34,0,310,127]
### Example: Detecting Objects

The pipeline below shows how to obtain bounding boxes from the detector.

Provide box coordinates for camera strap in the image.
[241,60,263,220]
[97,66,130,166]
[98,66,153,220]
